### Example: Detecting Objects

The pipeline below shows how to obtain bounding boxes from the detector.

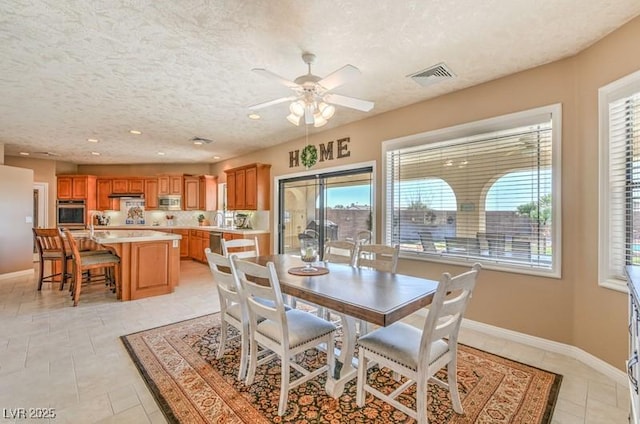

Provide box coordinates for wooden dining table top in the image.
[250,254,439,327]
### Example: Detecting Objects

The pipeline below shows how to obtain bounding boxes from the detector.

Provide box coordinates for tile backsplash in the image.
[102,209,269,230]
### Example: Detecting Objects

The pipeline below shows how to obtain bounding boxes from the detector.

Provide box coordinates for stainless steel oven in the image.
[57,200,86,228]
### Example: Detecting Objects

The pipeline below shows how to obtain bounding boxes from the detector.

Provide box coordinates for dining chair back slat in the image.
[221,237,259,259]
[323,240,356,265]
[356,244,399,273]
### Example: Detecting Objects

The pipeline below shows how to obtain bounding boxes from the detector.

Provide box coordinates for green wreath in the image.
[301,144,318,168]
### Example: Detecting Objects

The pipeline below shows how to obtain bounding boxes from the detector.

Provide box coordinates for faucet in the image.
[88,210,103,236]
[213,211,225,227]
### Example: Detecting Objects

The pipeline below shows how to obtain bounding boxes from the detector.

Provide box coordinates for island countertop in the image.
[91,229,182,244]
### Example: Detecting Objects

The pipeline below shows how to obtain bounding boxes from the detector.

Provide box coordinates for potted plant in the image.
[197,214,210,226]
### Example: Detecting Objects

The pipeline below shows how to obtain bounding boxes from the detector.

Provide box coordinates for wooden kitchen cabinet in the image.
[158,175,183,196]
[188,229,209,263]
[171,229,190,259]
[112,178,144,193]
[57,175,96,200]
[144,179,159,210]
[224,163,270,210]
[96,178,120,211]
[183,175,217,211]
[183,177,199,210]
[199,175,218,211]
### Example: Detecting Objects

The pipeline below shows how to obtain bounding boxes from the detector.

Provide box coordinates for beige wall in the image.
[209,16,640,370]
[0,165,34,274]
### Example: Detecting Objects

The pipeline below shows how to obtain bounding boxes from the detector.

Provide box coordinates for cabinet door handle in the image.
[628,353,639,394]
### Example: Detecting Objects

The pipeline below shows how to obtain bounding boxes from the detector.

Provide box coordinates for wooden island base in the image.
[91,231,182,301]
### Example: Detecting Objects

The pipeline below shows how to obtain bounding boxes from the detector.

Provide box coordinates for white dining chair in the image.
[204,248,251,381]
[355,263,481,424]
[355,243,400,273]
[230,256,337,416]
[323,239,357,266]
[221,236,259,259]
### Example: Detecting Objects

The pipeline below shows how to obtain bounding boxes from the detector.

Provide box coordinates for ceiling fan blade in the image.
[252,68,300,89]
[324,93,374,112]
[318,65,361,91]
[248,96,297,110]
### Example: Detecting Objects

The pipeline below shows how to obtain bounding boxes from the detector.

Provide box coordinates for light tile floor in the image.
[0,260,630,423]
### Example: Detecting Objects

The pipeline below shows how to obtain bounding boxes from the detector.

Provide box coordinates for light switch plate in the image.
[25,216,33,223]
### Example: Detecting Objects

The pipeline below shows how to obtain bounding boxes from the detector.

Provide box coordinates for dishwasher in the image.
[209,232,223,255]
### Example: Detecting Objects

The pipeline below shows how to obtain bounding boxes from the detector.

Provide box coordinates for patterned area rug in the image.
[121,313,562,423]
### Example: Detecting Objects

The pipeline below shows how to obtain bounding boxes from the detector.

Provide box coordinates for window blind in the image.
[385,113,556,273]
[607,92,640,281]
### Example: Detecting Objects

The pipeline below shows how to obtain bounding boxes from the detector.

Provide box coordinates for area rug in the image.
[121,313,562,423]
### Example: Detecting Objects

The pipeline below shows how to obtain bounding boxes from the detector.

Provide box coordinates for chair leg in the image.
[245,335,258,385]
[59,258,67,291]
[237,322,249,382]
[72,267,82,307]
[416,378,428,424]
[217,319,228,359]
[448,356,463,413]
[278,353,290,416]
[356,349,367,407]
[37,259,45,291]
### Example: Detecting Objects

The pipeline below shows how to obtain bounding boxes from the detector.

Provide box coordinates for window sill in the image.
[399,251,561,279]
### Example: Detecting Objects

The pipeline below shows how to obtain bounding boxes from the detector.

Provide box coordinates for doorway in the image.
[277,166,374,256]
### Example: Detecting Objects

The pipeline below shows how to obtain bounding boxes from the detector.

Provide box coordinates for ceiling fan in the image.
[249,52,374,127]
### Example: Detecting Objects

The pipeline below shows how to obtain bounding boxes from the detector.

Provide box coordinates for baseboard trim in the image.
[462,318,628,387]
[0,269,33,281]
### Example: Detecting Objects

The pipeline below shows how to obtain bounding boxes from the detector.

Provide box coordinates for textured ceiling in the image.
[1,0,639,165]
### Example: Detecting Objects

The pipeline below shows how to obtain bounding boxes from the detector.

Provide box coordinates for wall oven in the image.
[57,200,86,228]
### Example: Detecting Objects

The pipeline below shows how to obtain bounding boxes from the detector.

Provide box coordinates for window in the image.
[383,104,561,277]
[599,70,640,292]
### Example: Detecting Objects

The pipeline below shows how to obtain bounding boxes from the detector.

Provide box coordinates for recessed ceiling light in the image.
[19,152,29,156]
[87,138,99,143]
[157,152,165,156]
[248,112,261,120]
[213,156,221,160]
[91,152,101,156]
[129,130,142,135]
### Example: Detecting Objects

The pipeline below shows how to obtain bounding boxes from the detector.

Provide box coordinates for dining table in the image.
[250,254,439,397]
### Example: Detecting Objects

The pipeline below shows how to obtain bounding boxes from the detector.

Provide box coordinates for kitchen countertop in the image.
[94,225,269,235]
[91,229,182,244]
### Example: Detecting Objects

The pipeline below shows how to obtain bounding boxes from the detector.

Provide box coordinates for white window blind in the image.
[384,105,561,276]
[600,72,640,290]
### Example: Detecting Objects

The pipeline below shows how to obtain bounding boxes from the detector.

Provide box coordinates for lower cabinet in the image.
[172,229,190,259]
[189,229,209,263]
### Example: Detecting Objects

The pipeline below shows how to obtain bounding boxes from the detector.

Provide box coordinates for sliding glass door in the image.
[278,167,373,256]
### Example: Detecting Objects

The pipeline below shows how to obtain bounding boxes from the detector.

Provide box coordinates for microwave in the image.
[158,195,182,211]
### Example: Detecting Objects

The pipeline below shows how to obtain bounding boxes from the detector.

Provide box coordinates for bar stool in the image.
[63,230,121,306]
[32,228,68,290]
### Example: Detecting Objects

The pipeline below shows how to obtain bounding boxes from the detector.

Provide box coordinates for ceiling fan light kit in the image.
[250,52,374,127]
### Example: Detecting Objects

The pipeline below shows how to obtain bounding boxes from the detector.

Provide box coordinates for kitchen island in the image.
[91,230,181,301]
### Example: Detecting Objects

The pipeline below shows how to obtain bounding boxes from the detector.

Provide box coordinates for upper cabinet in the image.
[112,178,144,193]
[158,175,183,196]
[183,175,217,211]
[225,163,270,210]
[57,175,96,200]
[144,178,159,210]
[96,178,120,210]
